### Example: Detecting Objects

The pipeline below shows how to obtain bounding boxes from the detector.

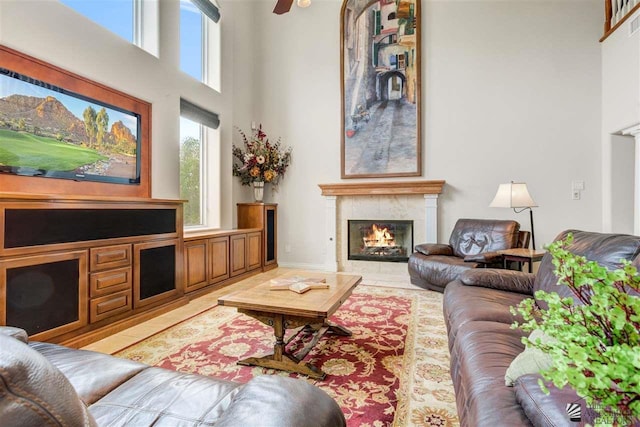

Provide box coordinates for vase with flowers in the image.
[232,124,292,202]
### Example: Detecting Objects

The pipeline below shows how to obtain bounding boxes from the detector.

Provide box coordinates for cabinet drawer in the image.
[90,267,132,298]
[90,244,131,272]
[90,290,132,323]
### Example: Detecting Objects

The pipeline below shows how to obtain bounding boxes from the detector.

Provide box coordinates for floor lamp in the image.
[490,182,538,250]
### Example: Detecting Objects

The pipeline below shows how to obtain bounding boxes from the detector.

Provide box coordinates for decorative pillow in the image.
[505,329,554,386]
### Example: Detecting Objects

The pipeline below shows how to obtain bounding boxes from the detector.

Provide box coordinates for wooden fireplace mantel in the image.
[318,180,445,197]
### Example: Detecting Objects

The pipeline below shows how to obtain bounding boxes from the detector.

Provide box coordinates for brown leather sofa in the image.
[0,326,345,427]
[443,230,640,426]
[409,218,526,292]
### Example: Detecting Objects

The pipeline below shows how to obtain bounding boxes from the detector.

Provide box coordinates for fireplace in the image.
[348,220,413,262]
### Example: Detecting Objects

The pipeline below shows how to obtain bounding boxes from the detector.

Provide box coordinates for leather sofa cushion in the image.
[414,243,453,256]
[444,280,529,349]
[89,367,242,426]
[461,268,535,295]
[449,218,520,258]
[453,321,531,426]
[410,253,478,289]
[216,375,347,427]
[0,334,97,427]
[515,374,597,426]
[30,341,147,405]
[534,230,640,309]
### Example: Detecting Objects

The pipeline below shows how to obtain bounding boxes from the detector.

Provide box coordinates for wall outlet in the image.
[572,180,585,191]
[285,244,291,253]
[572,190,581,200]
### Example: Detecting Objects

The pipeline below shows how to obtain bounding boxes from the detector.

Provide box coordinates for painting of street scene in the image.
[0,69,138,180]
[342,0,420,178]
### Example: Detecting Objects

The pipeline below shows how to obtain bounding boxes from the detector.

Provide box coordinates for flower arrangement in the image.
[232,124,292,187]
[512,234,640,425]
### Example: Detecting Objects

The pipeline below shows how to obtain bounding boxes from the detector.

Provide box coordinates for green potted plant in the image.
[511,234,640,425]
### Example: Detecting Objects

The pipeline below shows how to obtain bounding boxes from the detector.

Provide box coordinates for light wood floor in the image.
[82,267,417,355]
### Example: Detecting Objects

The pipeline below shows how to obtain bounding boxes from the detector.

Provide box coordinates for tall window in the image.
[180,99,220,228]
[180,0,221,90]
[180,0,203,82]
[180,117,203,226]
[60,0,135,43]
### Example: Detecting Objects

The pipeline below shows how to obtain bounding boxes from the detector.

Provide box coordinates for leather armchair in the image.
[408,218,525,292]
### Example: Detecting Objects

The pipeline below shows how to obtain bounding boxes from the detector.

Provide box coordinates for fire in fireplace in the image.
[348,220,413,262]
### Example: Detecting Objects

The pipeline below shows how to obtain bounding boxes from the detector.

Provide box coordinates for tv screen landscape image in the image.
[0,67,141,185]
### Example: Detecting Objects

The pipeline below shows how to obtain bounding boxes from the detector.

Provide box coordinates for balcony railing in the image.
[602,0,640,41]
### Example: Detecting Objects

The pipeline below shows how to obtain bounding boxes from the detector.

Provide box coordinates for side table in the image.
[498,248,546,273]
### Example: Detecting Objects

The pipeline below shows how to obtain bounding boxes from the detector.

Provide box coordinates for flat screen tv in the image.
[0,67,141,185]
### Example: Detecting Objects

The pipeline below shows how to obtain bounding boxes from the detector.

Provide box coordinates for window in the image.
[59,0,158,56]
[180,1,203,82]
[180,117,203,226]
[180,0,221,89]
[180,99,220,229]
[60,0,135,43]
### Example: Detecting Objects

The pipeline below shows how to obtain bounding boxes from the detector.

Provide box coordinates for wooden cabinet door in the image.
[133,239,180,308]
[184,239,208,293]
[209,236,229,284]
[230,234,247,277]
[247,231,262,271]
[0,250,88,341]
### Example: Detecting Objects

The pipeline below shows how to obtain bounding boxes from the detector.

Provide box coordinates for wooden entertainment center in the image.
[0,195,278,347]
[0,193,185,347]
[0,47,280,347]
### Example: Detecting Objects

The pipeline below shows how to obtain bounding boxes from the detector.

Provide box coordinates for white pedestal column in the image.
[324,196,338,272]
[424,194,439,243]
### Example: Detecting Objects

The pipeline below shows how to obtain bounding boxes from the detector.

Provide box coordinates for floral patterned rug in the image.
[116,285,459,426]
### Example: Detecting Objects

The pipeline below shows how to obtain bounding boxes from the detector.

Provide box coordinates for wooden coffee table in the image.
[218,273,361,379]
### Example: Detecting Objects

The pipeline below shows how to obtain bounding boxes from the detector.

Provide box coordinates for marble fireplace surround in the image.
[319,181,445,274]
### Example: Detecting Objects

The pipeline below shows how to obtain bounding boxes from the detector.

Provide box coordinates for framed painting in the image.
[341,0,421,179]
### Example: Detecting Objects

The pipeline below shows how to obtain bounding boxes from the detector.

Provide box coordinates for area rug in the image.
[115,285,459,426]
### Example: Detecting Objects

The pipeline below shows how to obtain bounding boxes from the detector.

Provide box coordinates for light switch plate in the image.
[572,180,585,191]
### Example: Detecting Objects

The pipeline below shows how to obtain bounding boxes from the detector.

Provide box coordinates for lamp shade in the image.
[297,0,311,7]
[490,182,537,208]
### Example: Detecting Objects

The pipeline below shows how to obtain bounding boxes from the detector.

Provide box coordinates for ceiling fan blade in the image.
[273,0,294,14]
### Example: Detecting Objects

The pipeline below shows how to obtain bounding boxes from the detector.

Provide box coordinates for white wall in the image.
[601,9,640,232]
[248,1,603,268]
[0,0,606,270]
